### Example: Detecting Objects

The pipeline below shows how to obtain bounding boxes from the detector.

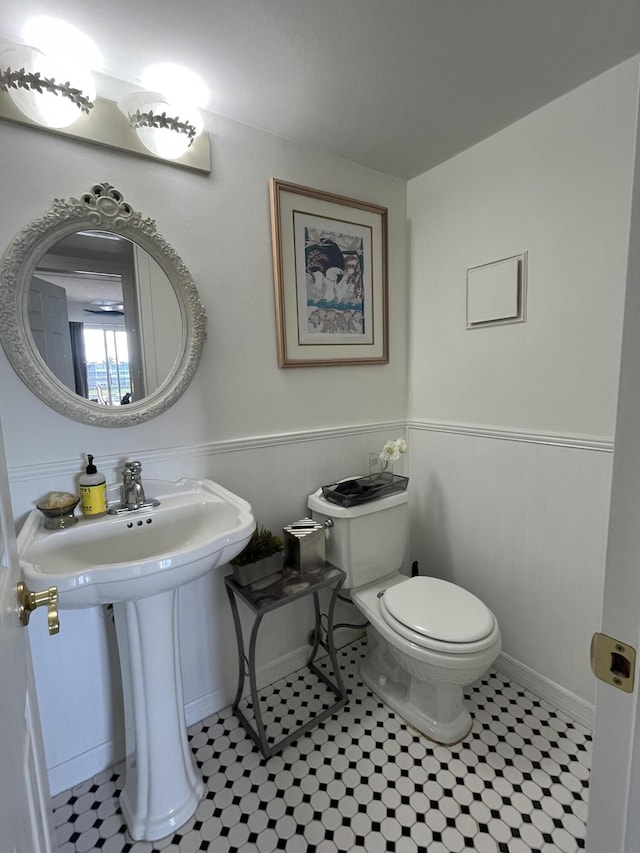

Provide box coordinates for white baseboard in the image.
[47,627,364,796]
[184,645,313,729]
[48,737,124,797]
[494,652,594,730]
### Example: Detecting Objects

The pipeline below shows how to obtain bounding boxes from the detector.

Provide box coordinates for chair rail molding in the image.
[407,419,614,453]
[7,421,408,484]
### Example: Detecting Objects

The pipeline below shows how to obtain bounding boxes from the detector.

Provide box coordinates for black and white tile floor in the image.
[53,637,591,852]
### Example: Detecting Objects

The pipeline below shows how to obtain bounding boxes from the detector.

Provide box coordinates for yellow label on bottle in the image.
[80,482,107,516]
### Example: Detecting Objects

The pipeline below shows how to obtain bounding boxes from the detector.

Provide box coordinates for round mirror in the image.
[0,182,207,426]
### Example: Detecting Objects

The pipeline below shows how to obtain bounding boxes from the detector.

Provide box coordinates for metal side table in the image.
[224,564,348,759]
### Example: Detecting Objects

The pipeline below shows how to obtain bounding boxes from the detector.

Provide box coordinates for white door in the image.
[585,80,640,852]
[28,276,76,393]
[0,413,56,852]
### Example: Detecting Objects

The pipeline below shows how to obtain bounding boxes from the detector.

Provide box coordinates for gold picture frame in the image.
[270,179,388,367]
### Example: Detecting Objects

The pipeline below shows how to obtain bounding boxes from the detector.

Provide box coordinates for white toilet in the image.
[308,486,501,744]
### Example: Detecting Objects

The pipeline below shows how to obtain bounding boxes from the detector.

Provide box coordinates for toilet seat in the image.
[380,576,497,654]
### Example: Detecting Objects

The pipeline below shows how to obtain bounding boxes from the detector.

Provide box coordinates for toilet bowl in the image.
[308,485,501,744]
[353,572,501,743]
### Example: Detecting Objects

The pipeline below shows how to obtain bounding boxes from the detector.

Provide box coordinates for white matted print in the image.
[295,214,373,345]
[270,179,388,367]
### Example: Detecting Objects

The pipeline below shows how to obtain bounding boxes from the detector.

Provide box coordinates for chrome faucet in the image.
[123,461,146,510]
[108,460,160,514]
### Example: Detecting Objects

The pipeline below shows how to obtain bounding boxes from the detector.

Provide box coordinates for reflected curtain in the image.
[69,322,88,398]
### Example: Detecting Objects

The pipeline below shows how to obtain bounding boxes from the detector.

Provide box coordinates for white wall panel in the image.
[14,424,406,793]
[407,424,613,704]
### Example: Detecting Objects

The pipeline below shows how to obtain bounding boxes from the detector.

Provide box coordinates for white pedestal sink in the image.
[18,477,255,841]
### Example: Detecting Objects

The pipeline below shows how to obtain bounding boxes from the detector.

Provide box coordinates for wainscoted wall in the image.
[407,421,614,725]
[406,60,640,730]
[15,418,608,792]
[11,423,407,795]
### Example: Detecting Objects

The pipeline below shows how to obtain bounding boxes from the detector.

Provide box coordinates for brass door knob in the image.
[17,581,59,635]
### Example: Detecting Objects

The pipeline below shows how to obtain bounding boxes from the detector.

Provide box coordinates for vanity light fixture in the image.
[118,91,204,160]
[0,18,97,129]
[0,23,211,174]
[0,44,95,128]
[118,64,208,160]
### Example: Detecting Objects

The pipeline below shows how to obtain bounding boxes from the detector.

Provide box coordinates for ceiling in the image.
[1,0,639,179]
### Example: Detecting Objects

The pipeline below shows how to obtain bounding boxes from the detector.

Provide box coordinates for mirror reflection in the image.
[29,230,181,407]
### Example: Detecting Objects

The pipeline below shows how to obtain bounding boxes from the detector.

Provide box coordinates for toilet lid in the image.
[381,576,494,643]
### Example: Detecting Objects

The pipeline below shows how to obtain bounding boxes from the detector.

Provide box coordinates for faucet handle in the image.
[123,460,142,475]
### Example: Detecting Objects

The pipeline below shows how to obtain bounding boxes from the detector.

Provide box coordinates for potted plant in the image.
[230,524,284,586]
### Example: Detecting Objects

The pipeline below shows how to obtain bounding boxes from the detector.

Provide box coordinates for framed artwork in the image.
[269,179,388,367]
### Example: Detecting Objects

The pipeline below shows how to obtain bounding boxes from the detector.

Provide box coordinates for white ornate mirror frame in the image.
[0,182,207,426]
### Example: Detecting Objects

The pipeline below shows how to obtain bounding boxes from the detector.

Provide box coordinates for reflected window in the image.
[83,326,132,405]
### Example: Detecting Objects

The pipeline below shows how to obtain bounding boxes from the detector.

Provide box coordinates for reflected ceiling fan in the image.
[84,299,124,316]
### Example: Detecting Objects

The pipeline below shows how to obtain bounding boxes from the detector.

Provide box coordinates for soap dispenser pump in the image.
[79,454,107,517]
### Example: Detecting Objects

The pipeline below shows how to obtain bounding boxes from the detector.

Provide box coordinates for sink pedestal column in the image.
[113,589,205,841]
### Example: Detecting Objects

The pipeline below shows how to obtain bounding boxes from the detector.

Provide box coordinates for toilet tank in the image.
[307,487,409,589]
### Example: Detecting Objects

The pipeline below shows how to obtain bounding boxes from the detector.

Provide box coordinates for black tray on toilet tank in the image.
[321,474,409,507]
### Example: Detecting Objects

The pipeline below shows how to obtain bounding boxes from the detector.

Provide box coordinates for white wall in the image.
[0,105,408,792]
[0,115,408,467]
[407,57,640,708]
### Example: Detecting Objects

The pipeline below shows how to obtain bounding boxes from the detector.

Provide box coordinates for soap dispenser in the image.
[79,454,107,517]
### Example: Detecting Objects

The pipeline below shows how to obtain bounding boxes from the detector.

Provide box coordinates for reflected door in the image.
[28,275,75,392]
